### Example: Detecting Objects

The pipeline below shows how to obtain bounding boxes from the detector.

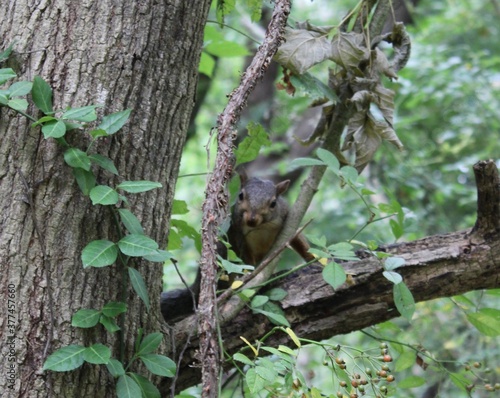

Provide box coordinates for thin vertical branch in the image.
[198,1,291,396]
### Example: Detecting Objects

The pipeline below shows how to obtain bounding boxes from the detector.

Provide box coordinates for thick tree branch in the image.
[161,161,500,393]
[197,1,291,396]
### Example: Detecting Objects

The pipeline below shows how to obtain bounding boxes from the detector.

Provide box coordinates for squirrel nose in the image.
[246,213,260,227]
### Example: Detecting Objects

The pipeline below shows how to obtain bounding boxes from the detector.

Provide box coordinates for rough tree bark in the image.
[0,1,210,397]
[162,160,500,393]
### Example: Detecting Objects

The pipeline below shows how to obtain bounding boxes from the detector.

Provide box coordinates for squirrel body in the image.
[160,171,313,323]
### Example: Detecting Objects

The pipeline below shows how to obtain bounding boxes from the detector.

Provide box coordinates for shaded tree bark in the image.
[162,160,500,393]
[0,0,210,396]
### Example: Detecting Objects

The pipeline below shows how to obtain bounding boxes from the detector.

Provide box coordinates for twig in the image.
[197,1,291,396]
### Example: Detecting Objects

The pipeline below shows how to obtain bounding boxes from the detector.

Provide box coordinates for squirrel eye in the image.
[238,192,244,201]
[270,200,277,208]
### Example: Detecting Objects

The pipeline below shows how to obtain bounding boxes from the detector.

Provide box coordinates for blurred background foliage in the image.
[167,0,500,396]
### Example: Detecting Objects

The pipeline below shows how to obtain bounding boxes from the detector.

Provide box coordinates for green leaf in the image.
[140,354,176,377]
[235,122,271,165]
[393,282,415,321]
[340,165,358,183]
[466,312,500,336]
[266,288,287,301]
[0,44,14,63]
[117,209,144,235]
[128,267,150,310]
[89,185,119,205]
[41,120,66,138]
[390,219,404,240]
[245,367,266,394]
[31,115,57,127]
[384,257,406,271]
[398,375,426,389]
[289,157,325,168]
[449,372,470,391]
[89,128,108,138]
[128,373,161,398]
[118,234,158,257]
[97,109,131,135]
[322,262,346,289]
[62,105,99,122]
[8,81,33,97]
[255,363,278,383]
[0,68,16,85]
[100,315,121,333]
[64,148,91,171]
[317,148,340,174]
[383,270,403,285]
[102,301,127,317]
[42,345,86,371]
[116,375,142,398]
[73,168,96,195]
[233,352,254,366]
[218,257,253,275]
[172,199,189,215]
[394,350,416,372]
[81,240,118,268]
[117,180,162,193]
[88,154,119,175]
[83,344,111,364]
[0,91,9,105]
[290,72,337,102]
[253,308,290,327]
[7,98,28,111]
[143,249,173,262]
[199,51,216,77]
[250,295,269,308]
[32,76,53,114]
[106,358,126,377]
[205,40,250,57]
[71,309,101,328]
[138,333,163,355]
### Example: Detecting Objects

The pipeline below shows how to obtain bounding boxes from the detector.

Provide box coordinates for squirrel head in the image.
[236,170,290,229]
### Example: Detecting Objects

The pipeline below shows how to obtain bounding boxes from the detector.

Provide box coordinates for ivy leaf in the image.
[117,180,162,193]
[71,309,101,328]
[118,234,158,257]
[7,98,28,112]
[81,240,118,268]
[8,81,33,97]
[73,168,96,195]
[41,120,66,139]
[64,148,91,171]
[97,109,131,135]
[117,209,144,235]
[128,373,161,398]
[89,185,119,205]
[100,315,121,333]
[32,76,53,114]
[138,333,163,356]
[102,301,127,317]
[83,344,111,365]
[128,267,150,310]
[116,375,142,398]
[383,270,403,285]
[140,354,176,377]
[42,345,86,372]
[106,358,125,377]
[62,105,99,122]
[0,67,16,85]
[88,154,119,175]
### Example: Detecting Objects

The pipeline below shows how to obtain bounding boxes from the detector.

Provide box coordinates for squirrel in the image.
[160,170,314,323]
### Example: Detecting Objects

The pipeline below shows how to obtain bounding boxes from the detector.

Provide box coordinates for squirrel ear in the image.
[275,179,290,196]
[237,167,248,185]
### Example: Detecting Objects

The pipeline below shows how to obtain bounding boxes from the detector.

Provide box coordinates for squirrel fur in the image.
[160,171,314,323]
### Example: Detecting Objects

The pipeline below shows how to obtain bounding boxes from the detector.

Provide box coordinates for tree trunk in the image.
[0,1,210,396]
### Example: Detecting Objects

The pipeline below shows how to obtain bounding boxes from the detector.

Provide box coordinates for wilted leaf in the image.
[274,27,333,75]
[330,32,369,71]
